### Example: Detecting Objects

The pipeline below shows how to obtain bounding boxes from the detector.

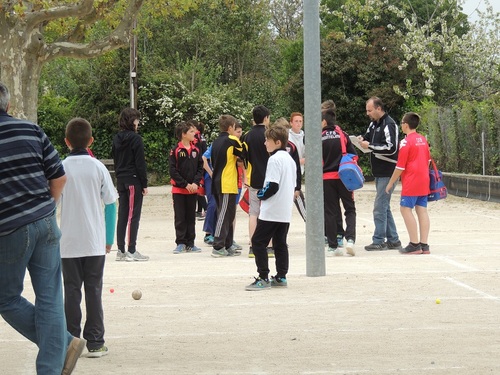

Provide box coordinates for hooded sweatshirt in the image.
[112,130,148,188]
[288,129,305,174]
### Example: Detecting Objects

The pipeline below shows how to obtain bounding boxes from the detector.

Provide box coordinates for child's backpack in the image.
[428,157,447,201]
[335,126,364,191]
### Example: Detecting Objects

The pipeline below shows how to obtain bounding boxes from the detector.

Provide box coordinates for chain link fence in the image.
[420,100,500,176]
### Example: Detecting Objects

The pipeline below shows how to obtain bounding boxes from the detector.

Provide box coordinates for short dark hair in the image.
[187,119,204,133]
[0,82,10,112]
[234,120,242,130]
[265,124,288,149]
[321,108,336,127]
[219,114,237,132]
[402,112,420,130]
[252,105,270,124]
[119,108,140,131]
[175,121,196,140]
[66,118,92,150]
[367,96,385,111]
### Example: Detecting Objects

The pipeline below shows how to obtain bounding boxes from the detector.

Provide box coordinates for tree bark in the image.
[0,0,144,122]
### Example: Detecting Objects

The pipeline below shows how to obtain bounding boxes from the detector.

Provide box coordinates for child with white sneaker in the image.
[321,108,358,257]
[246,124,297,291]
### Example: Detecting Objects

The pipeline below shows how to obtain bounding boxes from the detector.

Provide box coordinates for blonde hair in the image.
[321,99,336,112]
[271,117,290,129]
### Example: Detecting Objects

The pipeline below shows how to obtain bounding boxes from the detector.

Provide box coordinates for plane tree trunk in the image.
[0,0,143,122]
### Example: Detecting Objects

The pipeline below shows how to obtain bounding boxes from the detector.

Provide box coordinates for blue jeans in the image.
[203,174,217,235]
[373,177,399,244]
[0,212,73,374]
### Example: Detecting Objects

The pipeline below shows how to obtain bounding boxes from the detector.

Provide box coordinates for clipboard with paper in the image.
[349,136,372,154]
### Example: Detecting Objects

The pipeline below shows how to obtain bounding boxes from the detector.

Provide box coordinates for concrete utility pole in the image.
[303,0,325,277]
[130,19,138,109]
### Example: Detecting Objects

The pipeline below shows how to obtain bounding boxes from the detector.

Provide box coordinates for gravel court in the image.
[1,182,499,374]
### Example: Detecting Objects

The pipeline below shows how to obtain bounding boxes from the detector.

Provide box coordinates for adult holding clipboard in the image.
[358,97,403,252]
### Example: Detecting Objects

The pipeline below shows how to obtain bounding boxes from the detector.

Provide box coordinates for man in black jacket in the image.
[359,97,402,251]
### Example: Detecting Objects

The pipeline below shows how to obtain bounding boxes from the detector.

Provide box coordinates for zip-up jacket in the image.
[169,142,203,194]
[211,132,247,195]
[361,113,399,177]
[241,124,269,189]
[322,125,358,180]
[112,130,148,188]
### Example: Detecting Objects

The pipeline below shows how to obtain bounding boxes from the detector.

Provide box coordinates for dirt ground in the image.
[2,182,500,375]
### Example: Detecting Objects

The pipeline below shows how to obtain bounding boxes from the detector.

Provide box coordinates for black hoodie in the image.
[112,130,148,188]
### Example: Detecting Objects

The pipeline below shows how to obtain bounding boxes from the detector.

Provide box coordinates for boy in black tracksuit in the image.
[170,122,204,254]
[112,108,149,261]
[241,106,271,257]
[321,109,358,257]
[210,115,247,257]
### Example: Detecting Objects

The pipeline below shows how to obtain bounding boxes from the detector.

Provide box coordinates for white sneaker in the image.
[346,240,355,256]
[115,251,126,261]
[125,251,149,261]
[326,247,343,257]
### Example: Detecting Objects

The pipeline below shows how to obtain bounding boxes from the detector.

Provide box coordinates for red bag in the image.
[239,187,250,214]
[428,157,447,201]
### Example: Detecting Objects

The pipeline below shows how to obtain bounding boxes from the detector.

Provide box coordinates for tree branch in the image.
[44,0,144,61]
[25,0,95,30]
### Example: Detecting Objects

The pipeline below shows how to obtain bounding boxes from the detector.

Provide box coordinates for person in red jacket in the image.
[169,121,204,254]
[385,112,431,255]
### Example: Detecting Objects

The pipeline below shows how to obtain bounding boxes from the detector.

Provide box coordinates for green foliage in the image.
[37,92,76,157]
[139,75,254,142]
[456,103,479,172]
[89,112,118,159]
[418,99,500,175]
[33,0,500,181]
[141,130,173,184]
[283,29,405,134]
[276,39,304,115]
[137,74,255,181]
[437,107,459,171]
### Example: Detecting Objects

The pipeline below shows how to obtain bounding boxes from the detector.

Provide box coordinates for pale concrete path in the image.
[2,182,500,374]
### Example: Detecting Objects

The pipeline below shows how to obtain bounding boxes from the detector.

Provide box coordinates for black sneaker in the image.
[386,240,403,250]
[399,242,423,254]
[420,243,430,254]
[364,242,388,251]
